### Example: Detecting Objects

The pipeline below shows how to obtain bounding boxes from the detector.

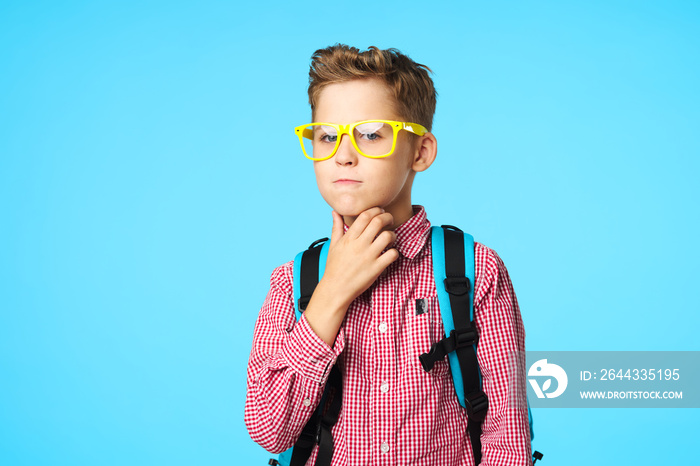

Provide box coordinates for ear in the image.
[411,132,437,172]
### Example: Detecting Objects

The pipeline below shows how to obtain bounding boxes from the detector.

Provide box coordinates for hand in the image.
[302,207,399,346]
[322,207,399,307]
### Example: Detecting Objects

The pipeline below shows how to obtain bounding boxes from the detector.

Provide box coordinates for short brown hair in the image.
[308,44,437,131]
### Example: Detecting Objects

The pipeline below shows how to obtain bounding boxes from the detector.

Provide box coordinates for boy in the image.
[245,45,531,465]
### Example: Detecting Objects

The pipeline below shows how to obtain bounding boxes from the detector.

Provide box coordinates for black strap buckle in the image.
[419,327,478,372]
[444,276,470,296]
[464,391,488,421]
[454,327,478,349]
[533,451,544,464]
[419,343,441,372]
[298,296,311,311]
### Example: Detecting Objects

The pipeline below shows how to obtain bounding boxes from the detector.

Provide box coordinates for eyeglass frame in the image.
[294,119,428,161]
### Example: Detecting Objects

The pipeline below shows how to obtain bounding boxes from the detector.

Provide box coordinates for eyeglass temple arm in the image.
[301,127,314,140]
[402,122,428,136]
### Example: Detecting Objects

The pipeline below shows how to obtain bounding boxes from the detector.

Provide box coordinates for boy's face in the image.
[312,79,431,226]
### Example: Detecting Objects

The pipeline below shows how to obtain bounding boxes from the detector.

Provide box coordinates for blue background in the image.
[1,0,698,464]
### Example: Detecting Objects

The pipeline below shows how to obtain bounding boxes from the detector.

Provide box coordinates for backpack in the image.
[269,225,542,466]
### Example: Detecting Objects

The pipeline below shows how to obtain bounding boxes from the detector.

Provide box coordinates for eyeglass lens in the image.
[303,121,395,159]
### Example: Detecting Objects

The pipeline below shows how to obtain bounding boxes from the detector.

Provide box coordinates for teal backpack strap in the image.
[293,238,330,319]
[528,399,534,440]
[420,226,543,464]
[421,226,478,406]
[273,237,336,466]
[274,448,293,466]
[420,225,485,465]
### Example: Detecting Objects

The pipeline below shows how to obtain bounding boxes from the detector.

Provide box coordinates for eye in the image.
[355,122,385,142]
[316,125,338,144]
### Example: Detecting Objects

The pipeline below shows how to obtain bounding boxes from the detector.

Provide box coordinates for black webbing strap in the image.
[419,227,488,465]
[297,239,327,312]
[289,366,343,466]
[443,228,487,465]
[314,366,343,465]
[289,409,320,466]
[289,238,341,466]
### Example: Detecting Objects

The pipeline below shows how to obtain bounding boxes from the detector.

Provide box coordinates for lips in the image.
[333,179,361,184]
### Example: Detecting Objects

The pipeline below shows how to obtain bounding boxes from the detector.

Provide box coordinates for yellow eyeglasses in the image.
[294,120,428,161]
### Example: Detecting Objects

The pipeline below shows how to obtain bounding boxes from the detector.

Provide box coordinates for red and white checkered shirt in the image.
[245,206,531,465]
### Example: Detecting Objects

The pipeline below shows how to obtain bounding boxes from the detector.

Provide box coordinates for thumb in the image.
[330,211,344,245]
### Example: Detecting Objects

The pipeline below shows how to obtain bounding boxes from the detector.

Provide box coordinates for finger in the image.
[358,212,394,243]
[345,207,385,239]
[330,211,344,246]
[374,247,400,272]
[369,230,397,255]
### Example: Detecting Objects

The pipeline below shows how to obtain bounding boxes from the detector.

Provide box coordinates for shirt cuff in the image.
[281,313,345,385]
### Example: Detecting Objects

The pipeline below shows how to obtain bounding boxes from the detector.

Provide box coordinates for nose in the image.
[334,133,359,166]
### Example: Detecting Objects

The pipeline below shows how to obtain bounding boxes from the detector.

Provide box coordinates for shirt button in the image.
[378,322,388,333]
[380,442,390,453]
[302,398,311,407]
[380,382,389,393]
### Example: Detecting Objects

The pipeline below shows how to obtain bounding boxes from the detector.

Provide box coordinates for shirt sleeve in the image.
[244,261,346,454]
[473,244,532,466]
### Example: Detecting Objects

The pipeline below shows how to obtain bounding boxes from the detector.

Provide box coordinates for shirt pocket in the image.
[406,295,450,378]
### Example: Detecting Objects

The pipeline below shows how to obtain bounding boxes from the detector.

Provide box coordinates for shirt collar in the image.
[342,205,431,260]
[393,205,431,260]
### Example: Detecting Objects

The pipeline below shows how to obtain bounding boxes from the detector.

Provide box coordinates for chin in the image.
[323,190,395,218]
[324,196,371,218]
[333,206,364,218]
